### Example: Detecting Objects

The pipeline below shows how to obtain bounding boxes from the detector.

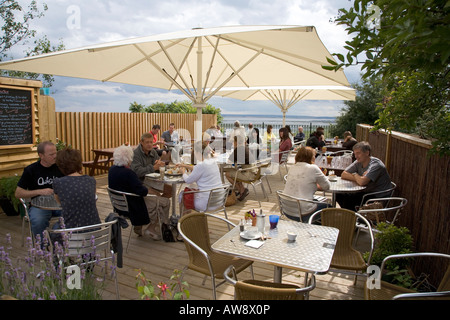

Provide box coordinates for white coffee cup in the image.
[287,231,297,241]
[245,226,259,238]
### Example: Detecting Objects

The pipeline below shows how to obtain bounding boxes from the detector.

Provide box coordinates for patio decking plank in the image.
[0,164,368,300]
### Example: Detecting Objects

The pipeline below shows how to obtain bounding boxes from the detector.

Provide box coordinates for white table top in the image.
[212,219,339,274]
[328,177,366,193]
[145,173,184,184]
[31,195,61,210]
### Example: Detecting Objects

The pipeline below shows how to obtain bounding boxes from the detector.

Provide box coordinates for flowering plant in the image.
[0,221,110,300]
[136,269,189,300]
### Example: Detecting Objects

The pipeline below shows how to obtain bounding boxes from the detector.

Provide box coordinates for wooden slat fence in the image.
[356,124,449,286]
[55,112,216,175]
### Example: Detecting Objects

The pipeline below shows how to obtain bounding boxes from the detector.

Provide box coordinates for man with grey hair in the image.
[228,120,246,145]
[337,141,392,210]
[15,141,64,238]
[131,133,172,237]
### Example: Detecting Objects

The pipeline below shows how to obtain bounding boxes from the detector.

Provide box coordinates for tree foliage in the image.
[0,0,65,87]
[330,76,383,138]
[129,100,223,123]
[324,0,450,156]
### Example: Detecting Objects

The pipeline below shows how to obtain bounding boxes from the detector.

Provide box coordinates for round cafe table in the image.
[145,173,184,218]
[327,177,366,207]
[31,195,62,210]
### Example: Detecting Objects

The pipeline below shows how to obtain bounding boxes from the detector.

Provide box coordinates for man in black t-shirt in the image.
[15,141,64,239]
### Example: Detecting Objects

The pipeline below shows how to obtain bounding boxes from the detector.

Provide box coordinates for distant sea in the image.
[222,114,336,126]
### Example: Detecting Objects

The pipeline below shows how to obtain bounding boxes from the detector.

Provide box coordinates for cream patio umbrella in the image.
[0,25,352,140]
[216,85,356,126]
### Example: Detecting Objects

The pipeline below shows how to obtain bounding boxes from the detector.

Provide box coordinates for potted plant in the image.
[364,222,415,288]
[0,175,21,216]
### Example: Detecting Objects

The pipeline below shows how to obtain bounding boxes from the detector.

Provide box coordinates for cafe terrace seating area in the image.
[0,153,374,300]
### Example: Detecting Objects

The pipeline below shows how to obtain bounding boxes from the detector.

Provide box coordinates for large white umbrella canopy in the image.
[217,85,356,126]
[0,25,351,139]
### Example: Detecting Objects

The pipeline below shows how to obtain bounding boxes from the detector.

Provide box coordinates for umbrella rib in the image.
[204,49,263,102]
[101,40,182,82]
[168,38,197,91]
[157,40,195,98]
[205,35,250,90]
[328,89,356,100]
[201,35,220,98]
[131,44,194,99]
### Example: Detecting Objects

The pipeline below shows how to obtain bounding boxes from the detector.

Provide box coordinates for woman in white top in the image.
[283,146,330,222]
[177,141,223,212]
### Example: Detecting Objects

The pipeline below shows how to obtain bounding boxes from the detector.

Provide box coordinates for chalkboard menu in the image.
[0,86,35,148]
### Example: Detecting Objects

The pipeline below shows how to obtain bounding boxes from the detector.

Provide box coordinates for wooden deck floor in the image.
[0,164,371,301]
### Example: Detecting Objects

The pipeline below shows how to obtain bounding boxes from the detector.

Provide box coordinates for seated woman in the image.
[278,127,292,162]
[177,141,223,212]
[283,147,330,222]
[247,127,262,160]
[263,125,276,150]
[53,148,101,231]
[108,145,168,241]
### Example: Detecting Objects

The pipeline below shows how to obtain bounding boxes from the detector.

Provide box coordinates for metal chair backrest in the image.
[377,252,450,300]
[107,187,143,213]
[20,198,33,246]
[49,220,116,256]
[360,181,397,207]
[279,150,290,165]
[178,212,213,261]
[309,208,375,264]
[46,220,120,299]
[205,185,229,212]
[359,197,408,225]
[276,190,325,220]
[224,265,316,300]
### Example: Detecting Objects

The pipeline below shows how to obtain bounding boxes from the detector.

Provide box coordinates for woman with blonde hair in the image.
[283,147,330,222]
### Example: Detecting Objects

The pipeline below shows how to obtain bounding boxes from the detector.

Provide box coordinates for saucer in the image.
[240,231,262,240]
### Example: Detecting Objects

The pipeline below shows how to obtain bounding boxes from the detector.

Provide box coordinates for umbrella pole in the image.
[194,103,205,142]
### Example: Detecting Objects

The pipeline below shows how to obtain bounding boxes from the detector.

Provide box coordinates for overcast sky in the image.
[11,0,361,117]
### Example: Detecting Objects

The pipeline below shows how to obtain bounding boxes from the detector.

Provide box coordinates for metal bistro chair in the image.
[276,190,329,223]
[180,184,231,226]
[231,162,268,207]
[355,197,408,244]
[308,208,375,285]
[365,252,450,300]
[107,187,159,252]
[224,265,316,300]
[45,220,120,299]
[20,198,59,247]
[177,212,254,300]
[20,198,33,247]
[277,150,291,181]
[358,181,397,209]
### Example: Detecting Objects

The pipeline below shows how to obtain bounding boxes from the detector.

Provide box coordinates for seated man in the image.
[131,132,173,199]
[161,122,179,150]
[149,124,167,157]
[342,131,358,150]
[294,126,305,143]
[225,135,257,201]
[336,141,392,210]
[306,129,325,150]
[15,141,64,239]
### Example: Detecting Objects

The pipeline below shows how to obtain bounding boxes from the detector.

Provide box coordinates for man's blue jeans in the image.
[28,206,62,241]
